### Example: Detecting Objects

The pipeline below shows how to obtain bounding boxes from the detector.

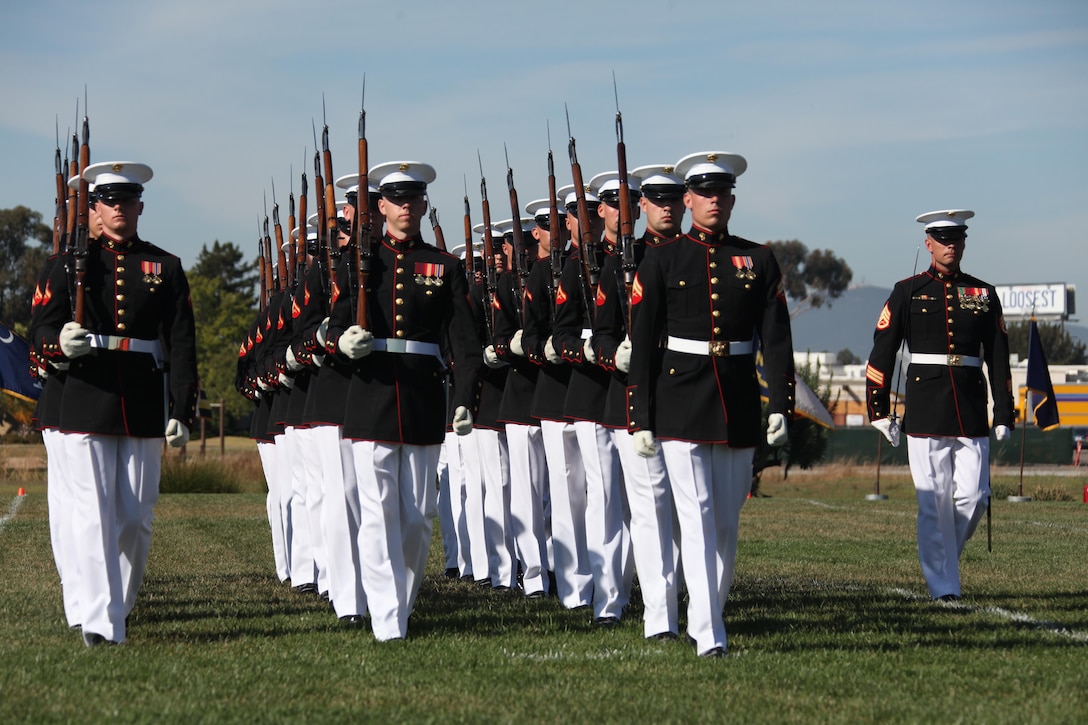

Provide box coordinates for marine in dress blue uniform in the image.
[628,152,795,657]
[866,210,1014,600]
[324,161,482,641]
[592,164,685,639]
[34,161,199,646]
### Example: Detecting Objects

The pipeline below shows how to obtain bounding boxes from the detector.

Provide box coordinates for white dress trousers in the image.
[311,424,366,618]
[257,440,290,582]
[539,419,592,608]
[505,422,549,596]
[662,440,753,656]
[574,420,630,620]
[277,429,316,588]
[906,435,989,599]
[60,432,161,643]
[612,428,679,638]
[351,441,439,641]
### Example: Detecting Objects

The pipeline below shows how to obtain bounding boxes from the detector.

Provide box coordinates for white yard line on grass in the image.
[0,494,24,535]
[889,586,1088,643]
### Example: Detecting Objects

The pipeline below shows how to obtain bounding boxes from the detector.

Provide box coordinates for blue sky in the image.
[2,0,1086,319]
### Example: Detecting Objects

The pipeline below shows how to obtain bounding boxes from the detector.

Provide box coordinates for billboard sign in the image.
[996,283,1067,318]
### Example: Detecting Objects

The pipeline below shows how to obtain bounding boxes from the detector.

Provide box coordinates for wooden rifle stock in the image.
[321,125,339,311]
[273,202,288,292]
[72,112,90,326]
[567,134,597,325]
[478,160,498,343]
[53,143,66,256]
[615,115,636,334]
[429,204,447,252]
[257,231,266,313]
[263,215,276,294]
[286,179,297,290]
[546,147,562,320]
[462,193,475,280]
[296,170,308,286]
[505,158,529,321]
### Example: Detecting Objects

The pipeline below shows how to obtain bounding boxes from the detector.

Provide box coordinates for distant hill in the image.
[790,286,1088,361]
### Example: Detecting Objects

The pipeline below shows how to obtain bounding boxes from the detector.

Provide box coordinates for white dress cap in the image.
[674,151,747,189]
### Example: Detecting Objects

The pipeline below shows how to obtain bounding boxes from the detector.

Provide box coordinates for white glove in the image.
[285,345,304,372]
[338,326,374,360]
[165,418,190,448]
[871,417,901,447]
[452,405,473,435]
[59,321,91,359]
[994,425,1011,441]
[545,336,562,364]
[615,337,632,373]
[51,361,70,371]
[257,377,273,392]
[582,337,597,364]
[277,372,294,389]
[483,345,505,369]
[312,353,324,368]
[510,329,526,357]
[767,412,789,447]
[633,430,659,458]
[316,316,329,347]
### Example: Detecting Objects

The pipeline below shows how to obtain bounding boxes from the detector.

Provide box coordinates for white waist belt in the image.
[666,335,754,357]
[910,352,981,368]
[87,334,163,367]
[373,338,442,360]
[581,328,592,340]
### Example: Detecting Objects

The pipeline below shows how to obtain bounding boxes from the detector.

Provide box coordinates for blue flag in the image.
[0,320,42,402]
[1025,318,1059,431]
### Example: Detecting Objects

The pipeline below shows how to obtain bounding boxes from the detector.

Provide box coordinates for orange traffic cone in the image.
[17,487,26,497]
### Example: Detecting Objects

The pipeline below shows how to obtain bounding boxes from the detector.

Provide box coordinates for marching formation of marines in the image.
[28,97,1013,655]
[231,93,799,656]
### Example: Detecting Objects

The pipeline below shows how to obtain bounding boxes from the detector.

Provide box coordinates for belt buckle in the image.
[709,340,728,358]
[947,354,962,366]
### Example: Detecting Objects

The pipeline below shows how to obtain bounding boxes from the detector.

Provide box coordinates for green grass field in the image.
[1,462,1086,723]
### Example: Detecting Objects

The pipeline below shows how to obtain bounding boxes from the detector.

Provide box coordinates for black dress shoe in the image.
[294,583,319,595]
[700,647,726,658]
[339,615,365,627]
[526,590,547,600]
[475,578,492,588]
[936,594,960,602]
[649,632,678,642]
[594,616,621,629]
[445,567,459,579]
[82,631,115,648]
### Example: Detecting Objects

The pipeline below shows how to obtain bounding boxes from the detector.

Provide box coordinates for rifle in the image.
[53,120,67,256]
[477,151,498,342]
[613,74,637,333]
[546,122,562,320]
[72,92,90,326]
[286,169,297,290]
[504,144,529,320]
[311,124,329,300]
[272,181,288,291]
[463,176,476,282]
[262,198,276,294]
[296,161,308,287]
[66,110,79,250]
[321,100,339,310]
[428,199,447,251]
[564,104,598,325]
[257,221,267,313]
[355,86,371,327]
